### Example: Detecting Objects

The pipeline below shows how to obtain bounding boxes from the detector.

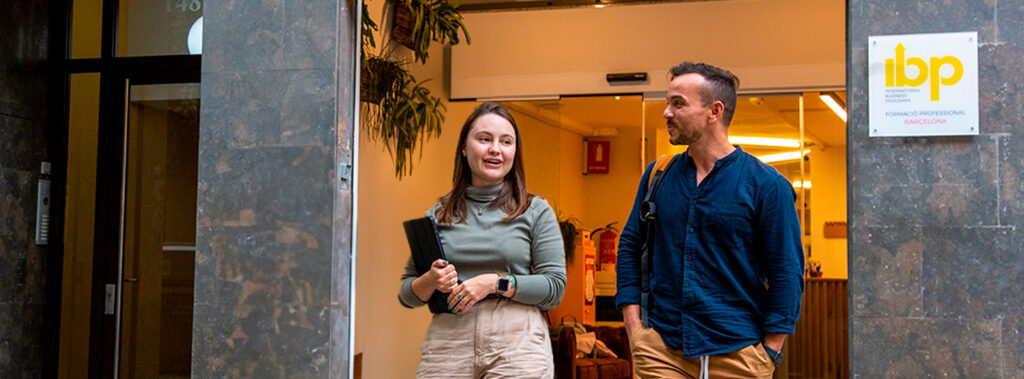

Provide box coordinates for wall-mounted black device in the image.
[35,161,50,246]
[606,72,648,83]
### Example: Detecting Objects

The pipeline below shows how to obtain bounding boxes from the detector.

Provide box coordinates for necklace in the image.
[471,201,486,216]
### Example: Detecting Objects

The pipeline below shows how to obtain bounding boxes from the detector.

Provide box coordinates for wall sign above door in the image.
[585,140,610,175]
[868,31,979,137]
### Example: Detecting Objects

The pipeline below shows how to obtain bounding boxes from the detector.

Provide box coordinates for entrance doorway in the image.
[56,0,203,377]
[355,91,850,378]
[59,72,200,379]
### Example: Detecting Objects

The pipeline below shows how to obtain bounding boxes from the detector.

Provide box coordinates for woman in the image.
[398,102,566,378]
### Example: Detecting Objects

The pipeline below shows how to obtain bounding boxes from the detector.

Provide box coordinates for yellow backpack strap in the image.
[646,154,674,189]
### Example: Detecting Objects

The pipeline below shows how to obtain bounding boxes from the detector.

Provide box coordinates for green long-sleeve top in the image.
[398,184,567,311]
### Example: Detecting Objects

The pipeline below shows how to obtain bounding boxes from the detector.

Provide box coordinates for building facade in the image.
[1,0,1022,377]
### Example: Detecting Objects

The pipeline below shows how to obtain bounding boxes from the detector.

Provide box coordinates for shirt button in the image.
[688,227,695,233]
[691,199,697,205]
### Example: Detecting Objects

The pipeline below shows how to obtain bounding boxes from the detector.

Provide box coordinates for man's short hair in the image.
[670,62,740,126]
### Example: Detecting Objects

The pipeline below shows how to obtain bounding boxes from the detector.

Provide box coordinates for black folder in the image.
[403,216,452,314]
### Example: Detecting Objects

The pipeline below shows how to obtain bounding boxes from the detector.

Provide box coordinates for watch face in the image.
[497,278,509,292]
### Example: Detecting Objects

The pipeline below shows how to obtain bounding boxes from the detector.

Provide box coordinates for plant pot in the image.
[360,57,401,104]
[391,0,416,50]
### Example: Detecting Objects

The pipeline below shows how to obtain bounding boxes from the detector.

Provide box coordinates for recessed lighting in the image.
[820,92,847,122]
[756,149,811,163]
[614,96,620,100]
[728,136,801,148]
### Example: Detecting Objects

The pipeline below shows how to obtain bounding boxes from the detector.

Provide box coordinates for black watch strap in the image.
[763,345,784,366]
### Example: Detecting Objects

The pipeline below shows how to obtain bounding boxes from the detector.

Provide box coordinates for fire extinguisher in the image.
[591,222,619,271]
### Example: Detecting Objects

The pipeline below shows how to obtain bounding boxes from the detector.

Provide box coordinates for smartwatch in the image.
[496,274,510,293]
[763,345,784,367]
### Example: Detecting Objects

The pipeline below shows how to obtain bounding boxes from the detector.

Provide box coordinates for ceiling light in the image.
[792,180,812,189]
[757,149,810,164]
[819,92,846,122]
[728,136,801,148]
[614,96,620,100]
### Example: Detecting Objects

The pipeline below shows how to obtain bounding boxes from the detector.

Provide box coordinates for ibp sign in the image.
[869,32,978,137]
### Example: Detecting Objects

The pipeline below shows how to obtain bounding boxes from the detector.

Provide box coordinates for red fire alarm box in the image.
[585,140,610,174]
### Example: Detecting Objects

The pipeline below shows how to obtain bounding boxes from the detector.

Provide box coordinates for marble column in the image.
[848,1,1024,377]
[192,0,357,377]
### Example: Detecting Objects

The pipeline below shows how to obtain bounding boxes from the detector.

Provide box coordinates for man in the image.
[615,62,804,378]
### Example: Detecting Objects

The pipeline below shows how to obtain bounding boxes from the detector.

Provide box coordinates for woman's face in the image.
[462,113,517,187]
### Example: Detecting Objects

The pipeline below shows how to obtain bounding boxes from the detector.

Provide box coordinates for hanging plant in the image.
[361,66,445,178]
[360,57,401,104]
[391,0,471,63]
[359,0,470,178]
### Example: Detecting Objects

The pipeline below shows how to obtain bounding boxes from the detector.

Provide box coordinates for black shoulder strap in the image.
[639,154,679,324]
[642,154,679,219]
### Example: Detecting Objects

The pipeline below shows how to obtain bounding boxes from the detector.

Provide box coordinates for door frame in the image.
[88,67,199,379]
[49,0,201,377]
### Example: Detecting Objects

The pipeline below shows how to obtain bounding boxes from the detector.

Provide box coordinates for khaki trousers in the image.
[629,326,775,379]
[417,298,553,379]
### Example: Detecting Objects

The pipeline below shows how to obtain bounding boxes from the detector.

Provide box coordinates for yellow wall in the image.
[558,129,585,220]
[509,107,569,202]
[580,128,645,233]
[809,146,848,278]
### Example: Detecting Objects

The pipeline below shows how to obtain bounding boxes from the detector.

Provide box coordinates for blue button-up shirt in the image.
[616,147,804,358]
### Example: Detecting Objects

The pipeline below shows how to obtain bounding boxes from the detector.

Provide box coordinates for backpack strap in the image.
[646,154,675,189]
[639,153,680,325]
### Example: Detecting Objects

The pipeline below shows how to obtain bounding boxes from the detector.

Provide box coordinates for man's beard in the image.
[669,123,701,145]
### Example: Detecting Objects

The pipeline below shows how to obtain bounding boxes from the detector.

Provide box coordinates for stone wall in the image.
[191,0,357,377]
[0,1,52,378]
[848,1,1024,377]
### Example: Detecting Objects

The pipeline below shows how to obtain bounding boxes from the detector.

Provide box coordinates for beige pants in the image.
[417,298,554,379]
[629,326,775,379]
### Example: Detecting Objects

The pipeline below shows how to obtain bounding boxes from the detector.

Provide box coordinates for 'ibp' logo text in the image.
[885,43,963,101]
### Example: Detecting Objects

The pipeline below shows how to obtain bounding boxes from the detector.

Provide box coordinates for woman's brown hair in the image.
[434,102,534,224]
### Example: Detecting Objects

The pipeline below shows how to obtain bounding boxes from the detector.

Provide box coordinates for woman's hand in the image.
[411,259,458,302]
[429,259,459,293]
[447,273,499,314]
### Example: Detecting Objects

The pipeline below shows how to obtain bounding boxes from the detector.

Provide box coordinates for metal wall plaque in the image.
[868,32,979,137]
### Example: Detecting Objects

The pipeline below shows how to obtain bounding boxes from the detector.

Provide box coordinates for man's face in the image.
[663,73,711,146]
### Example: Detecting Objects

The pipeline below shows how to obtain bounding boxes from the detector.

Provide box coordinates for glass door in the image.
[62,0,202,376]
[115,82,199,378]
